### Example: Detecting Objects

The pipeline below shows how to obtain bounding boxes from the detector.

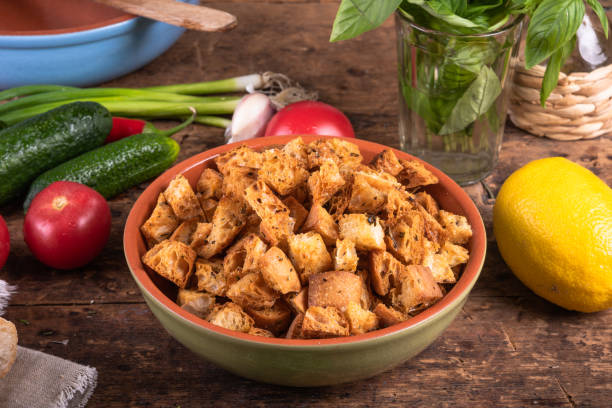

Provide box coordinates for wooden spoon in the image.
[93,0,237,32]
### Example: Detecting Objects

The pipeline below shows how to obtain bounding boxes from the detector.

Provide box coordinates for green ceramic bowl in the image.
[124,135,486,386]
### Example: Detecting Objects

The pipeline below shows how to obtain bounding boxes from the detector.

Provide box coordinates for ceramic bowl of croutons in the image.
[124,135,486,386]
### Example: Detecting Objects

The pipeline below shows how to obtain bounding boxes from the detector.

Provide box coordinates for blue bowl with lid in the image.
[0,0,197,89]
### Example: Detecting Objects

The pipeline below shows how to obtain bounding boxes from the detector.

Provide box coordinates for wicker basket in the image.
[509,62,612,141]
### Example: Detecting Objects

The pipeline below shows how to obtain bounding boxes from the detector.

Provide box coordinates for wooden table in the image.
[2,2,611,406]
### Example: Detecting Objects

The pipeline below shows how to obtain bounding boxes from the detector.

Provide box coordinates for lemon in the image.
[493,157,612,312]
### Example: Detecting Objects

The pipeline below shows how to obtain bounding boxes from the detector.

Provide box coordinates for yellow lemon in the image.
[493,157,612,312]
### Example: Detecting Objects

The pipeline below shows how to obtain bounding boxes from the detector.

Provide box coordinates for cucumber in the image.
[0,120,6,130]
[0,102,111,205]
[24,133,180,210]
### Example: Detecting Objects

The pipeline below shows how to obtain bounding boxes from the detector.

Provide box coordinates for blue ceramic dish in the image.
[0,0,197,89]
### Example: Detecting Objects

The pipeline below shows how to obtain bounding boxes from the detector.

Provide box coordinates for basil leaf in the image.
[540,38,576,106]
[525,0,585,68]
[585,0,609,38]
[330,0,402,42]
[406,0,485,28]
[439,65,502,135]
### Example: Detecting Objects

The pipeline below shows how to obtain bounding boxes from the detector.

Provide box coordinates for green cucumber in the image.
[24,132,180,210]
[0,101,111,205]
[0,120,6,130]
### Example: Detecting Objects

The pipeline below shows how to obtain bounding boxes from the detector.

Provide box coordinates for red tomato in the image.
[24,181,111,270]
[0,215,9,270]
[264,101,355,138]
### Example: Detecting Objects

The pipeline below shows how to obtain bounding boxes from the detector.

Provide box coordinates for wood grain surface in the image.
[1,1,611,407]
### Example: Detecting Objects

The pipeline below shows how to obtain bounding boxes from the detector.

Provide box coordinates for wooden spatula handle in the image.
[95,0,237,32]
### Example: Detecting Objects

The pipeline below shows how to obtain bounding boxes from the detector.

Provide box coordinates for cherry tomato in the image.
[24,181,111,270]
[0,215,9,270]
[264,101,355,138]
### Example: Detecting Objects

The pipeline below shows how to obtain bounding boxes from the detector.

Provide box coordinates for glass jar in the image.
[396,12,524,185]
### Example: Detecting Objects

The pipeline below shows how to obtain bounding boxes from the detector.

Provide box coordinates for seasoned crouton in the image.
[308,159,345,206]
[338,214,385,251]
[142,240,197,289]
[369,250,403,296]
[241,234,268,274]
[245,301,292,336]
[326,179,352,222]
[382,188,418,220]
[438,210,472,244]
[140,193,178,247]
[441,242,469,267]
[370,149,403,177]
[196,168,223,200]
[307,138,362,172]
[282,196,308,232]
[197,197,248,259]
[300,204,338,245]
[356,269,374,310]
[208,302,253,333]
[348,172,387,213]
[332,239,358,272]
[287,232,333,284]
[197,197,218,222]
[397,159,438,189]
[373,303,407,328]
[164,175,204,221]
[170,220,198,245]
[177,289,215,319]
[259,148,309,196]
[195,258,226,296]
[283,136,309,167]
[390,265,443,314]
[223,240,248,284]
[226,272,279,310]
[290,182,310,205]
[415,191,439,217]
[345,301,379,335]
[308,271,362,313]
[242,213,261,236]
[245,180,295,247]
[286,313,305,339]
[221,166,258,204]
[190,222,213,253]
[422,251,456,284]
[418,206,447,250]
[248,327,275,337]
[215,145,263,176]
[260,247,301,294]
[384,211,426,265]
[302,306,349,338]
[285,287,308,315]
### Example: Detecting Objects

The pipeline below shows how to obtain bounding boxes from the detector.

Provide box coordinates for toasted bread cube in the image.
[197,197,248,259]
[260,247,301,294]
[441,242,469,267]
[196,168,223,200]
[177,289,215,319]
[345,301,379,335]
[419,206,447,250]
[390,265,443,314]
[326,181,352,222]
[397,159,438,189]
[164,174,204,221]
[208,302,253,333]
[215,145,263,176]
[356,269,374,310]
[222,166,258,203]
[422,252,456,284]
[195,258,226,296]
[190,222,213,254]
[242,213,262,236]
[308,271,362,313]
[438,210,472,244]
[285,287,308,315]
[282,196,308,232]
[339,214,385,251]
[302,306,349,339]
[245,180,295,247]
[248,327,275,337]
[287,232,333,284]
[242,234,268,274]
[369,250,403,296]
[283,137,309,167]
[332,239,358,272]
[373,303,407,328]
[348,172,386,213]
[169,220,198,245]
[140,193,178,247]
[307,138,362,172]
[370,149,403,177]
[197,197,218,222]
[226,273,279,310]
[415,191,439,217]
[290,182,310,206]
[142,240,197,289]
[384,211,426,265]
[382,188,418,220]
[259,148,309,196]
[286,313,305,339]
[223,240,247,285]
[300,204,338,245]
[308,159,345,206]
[246,301,292,336]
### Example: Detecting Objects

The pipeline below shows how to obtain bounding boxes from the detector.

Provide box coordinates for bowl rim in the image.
[124,135,487,347]
[0,14,135,37]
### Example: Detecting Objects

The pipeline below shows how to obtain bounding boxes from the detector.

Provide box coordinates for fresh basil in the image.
[439,66,502,135]
[540,38,576,106]
[586,0,609,38]
[330,0,402,42]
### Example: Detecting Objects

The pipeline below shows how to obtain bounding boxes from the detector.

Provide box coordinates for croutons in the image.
[415,191,439,217]
[197,197,248,259]
[245,180,295,247]
[307,159,345,206]
[373,303,407,328]
[397,159,438,189]
[308,271,363,313]
[369,250,404,296]
[246,301,293,336]
[260,247,301,294]
[169,220,198,245]
[348,172,387,213]
[215,145,263,176]
[370,149,403,177]
[142,240,197,288]
[345,301,379,335]
[285,287,308,315]
[384,211,426,265]
[300,204,338,245]
[301,306,349,338]
[248,327,275,337]
[208,302,253,333]
[283,136,309,167]
[196,168,223,200]
[190,222,213,254]
[286,313,305,339]
[390,265,443,314]
[177,289,215,319]
[332,239,358,272]
[307,138,362,172]
[194,258,226,296]
[287,232,333,284]
[226,273,279,310]
[283,196,309,232]
[339,214,385,251]
[221,166,258,203]
[140,193,178,247]
[164,174,204,221]
[438,210,472,244]
[198,197,218,222]
[259,148,309,195]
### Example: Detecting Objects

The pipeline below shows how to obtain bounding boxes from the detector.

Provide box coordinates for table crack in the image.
[556,377,577,408]
[500,324,517,352]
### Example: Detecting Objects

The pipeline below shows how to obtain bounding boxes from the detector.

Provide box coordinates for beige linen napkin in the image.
[0,280,98,408]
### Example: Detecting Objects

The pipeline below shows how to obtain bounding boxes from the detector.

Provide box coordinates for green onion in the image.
[143,73,264,95]
[193,116,232,128]
[0,84,78,101]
